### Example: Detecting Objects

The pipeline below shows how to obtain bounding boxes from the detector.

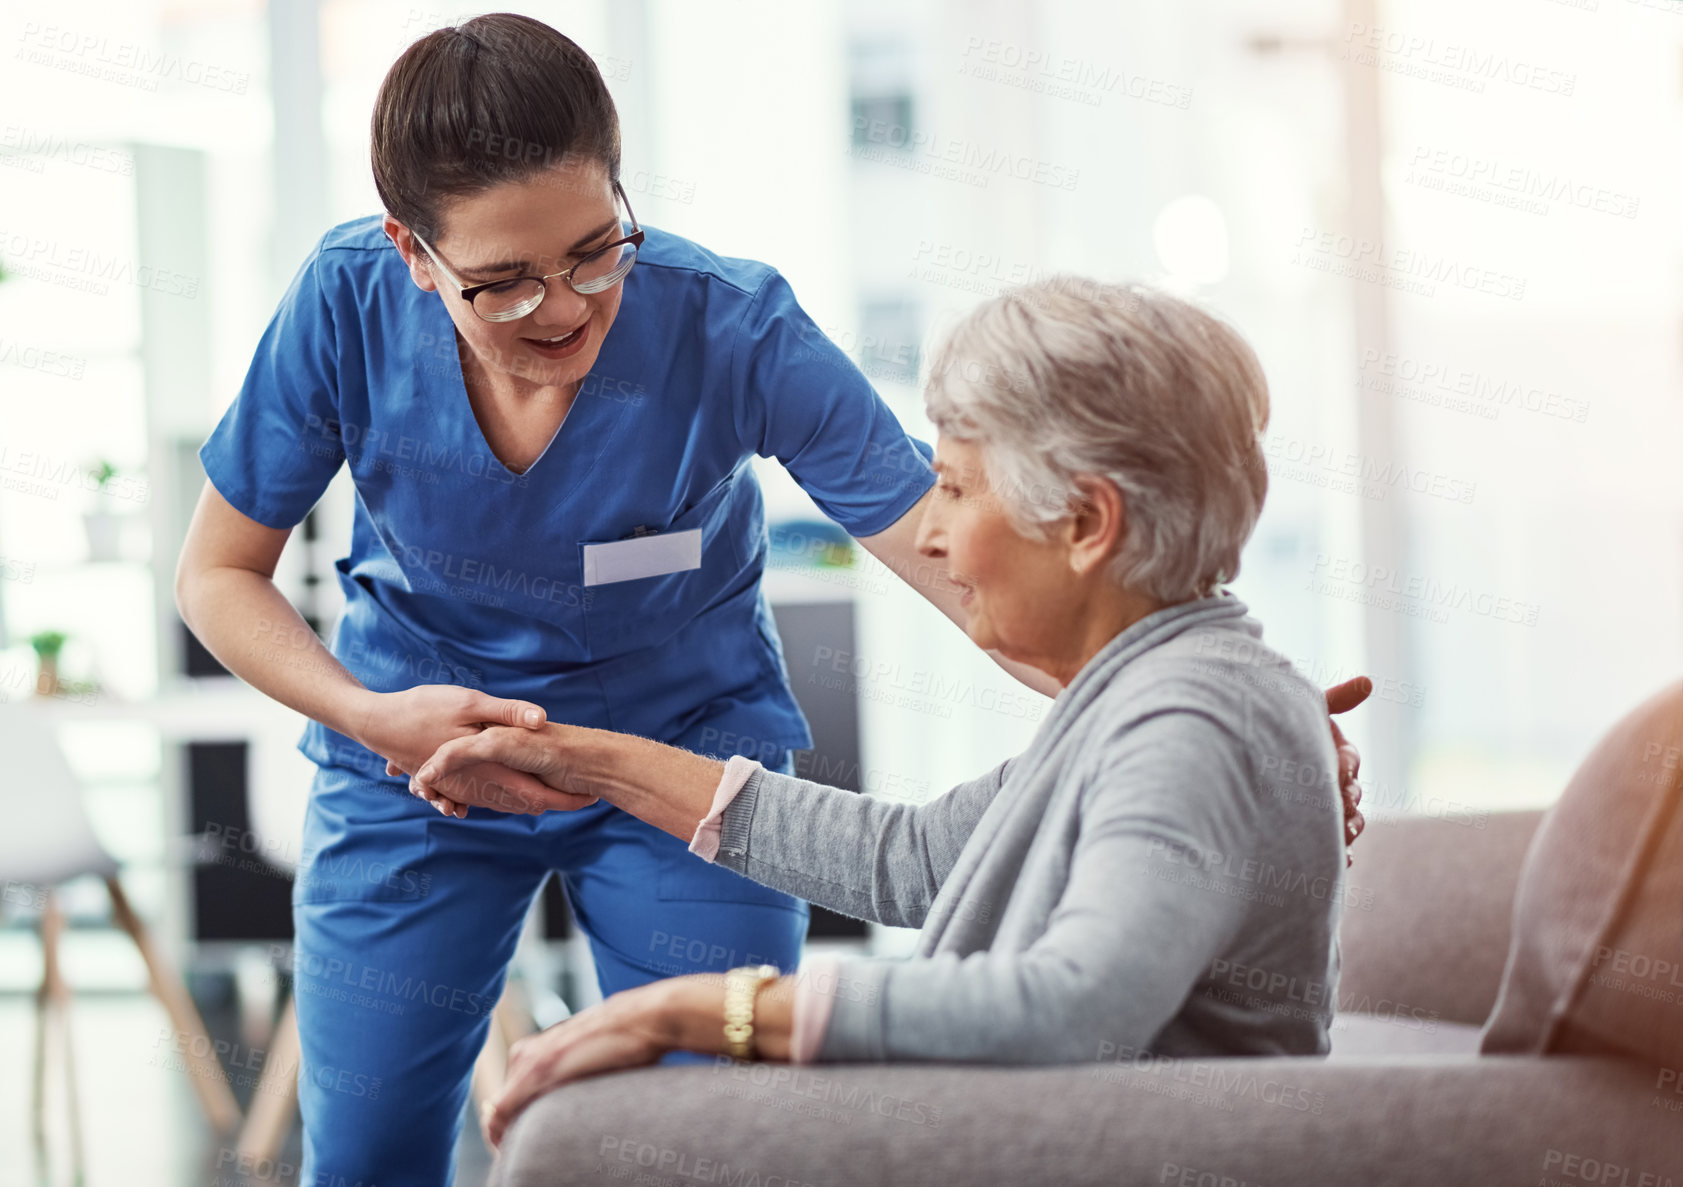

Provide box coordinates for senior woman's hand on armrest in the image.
[479,973,796,1151]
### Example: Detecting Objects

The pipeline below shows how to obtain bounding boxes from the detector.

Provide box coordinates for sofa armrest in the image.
[491,1056,1676,1187]
[1338,809,1542,1027]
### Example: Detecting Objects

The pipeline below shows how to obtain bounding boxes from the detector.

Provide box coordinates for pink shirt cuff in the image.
[791,957,842,1064]
[687,755,761,863]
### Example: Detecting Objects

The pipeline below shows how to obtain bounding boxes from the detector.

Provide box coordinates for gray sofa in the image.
[491,805,1683,1186]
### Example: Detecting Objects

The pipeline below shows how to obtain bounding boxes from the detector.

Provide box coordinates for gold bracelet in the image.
[722,964,779,1061]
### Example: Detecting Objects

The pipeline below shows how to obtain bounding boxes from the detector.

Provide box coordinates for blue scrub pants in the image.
[291,758,807,1186]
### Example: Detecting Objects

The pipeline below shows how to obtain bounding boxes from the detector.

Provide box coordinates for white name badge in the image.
[581,528,703,587]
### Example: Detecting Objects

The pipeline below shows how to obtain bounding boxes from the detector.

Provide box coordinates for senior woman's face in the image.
[916,437,1084,664]
[396,159,625,392]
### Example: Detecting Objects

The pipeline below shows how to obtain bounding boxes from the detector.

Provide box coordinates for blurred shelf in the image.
[30,558,154,573]
[27,679,303,740]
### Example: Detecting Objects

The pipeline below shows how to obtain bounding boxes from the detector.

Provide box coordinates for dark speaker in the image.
[180,618,231,679]
[768,599,869,940]
[188,741,295,941]
[540,871,575,940]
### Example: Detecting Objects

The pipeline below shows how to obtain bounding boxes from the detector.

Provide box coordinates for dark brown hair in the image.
[371,13,621,240]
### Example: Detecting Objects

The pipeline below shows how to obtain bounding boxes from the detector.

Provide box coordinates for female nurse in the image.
[175,13,1367,1184]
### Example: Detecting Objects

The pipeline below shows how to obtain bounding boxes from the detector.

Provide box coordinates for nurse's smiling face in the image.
[386,157,626,394]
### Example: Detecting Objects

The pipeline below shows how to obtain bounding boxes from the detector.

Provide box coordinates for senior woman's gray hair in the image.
[923,277,1271,604]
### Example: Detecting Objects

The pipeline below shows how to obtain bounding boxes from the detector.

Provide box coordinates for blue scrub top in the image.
[200,216,935,776]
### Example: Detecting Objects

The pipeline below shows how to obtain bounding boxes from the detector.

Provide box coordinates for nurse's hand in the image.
[355,685,574,817]
[1326,677,1371,868]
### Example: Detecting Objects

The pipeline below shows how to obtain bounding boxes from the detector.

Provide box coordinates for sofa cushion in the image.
[1328,1014,1483,1058]
[1481,681,1683,1069]
[1336,811,1540,1027]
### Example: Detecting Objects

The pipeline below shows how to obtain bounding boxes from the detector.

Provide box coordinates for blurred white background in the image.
[0,0,1679,1180]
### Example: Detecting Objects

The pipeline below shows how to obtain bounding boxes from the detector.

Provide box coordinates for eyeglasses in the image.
[409,181,645,323]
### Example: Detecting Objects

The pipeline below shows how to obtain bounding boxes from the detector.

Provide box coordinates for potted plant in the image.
[84,459,123,561]
[30,630,67,698]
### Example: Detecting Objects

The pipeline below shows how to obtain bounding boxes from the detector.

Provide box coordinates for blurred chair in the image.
[234,723,540,1164]
[0,701,241,1183]
[227,724,312,1165]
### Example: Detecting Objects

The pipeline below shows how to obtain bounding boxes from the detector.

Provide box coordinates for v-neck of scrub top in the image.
[416,297,629,502]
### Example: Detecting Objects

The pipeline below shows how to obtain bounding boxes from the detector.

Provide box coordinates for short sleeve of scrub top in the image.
[203,247,347,529]
[732,271,934,537]
[199,218,935,773]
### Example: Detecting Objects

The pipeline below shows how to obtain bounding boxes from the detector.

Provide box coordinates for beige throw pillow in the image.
[1481,681,1683,1065]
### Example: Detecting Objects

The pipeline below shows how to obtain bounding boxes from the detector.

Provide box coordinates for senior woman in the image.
[413,278,1353,1149]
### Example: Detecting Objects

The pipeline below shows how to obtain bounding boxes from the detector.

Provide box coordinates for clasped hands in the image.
[352,684,596,816]
[407,720,590,817]
[398,718,598,819]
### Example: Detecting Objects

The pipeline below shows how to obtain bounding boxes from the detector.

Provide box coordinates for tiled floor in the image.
[0,992,494,1187]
